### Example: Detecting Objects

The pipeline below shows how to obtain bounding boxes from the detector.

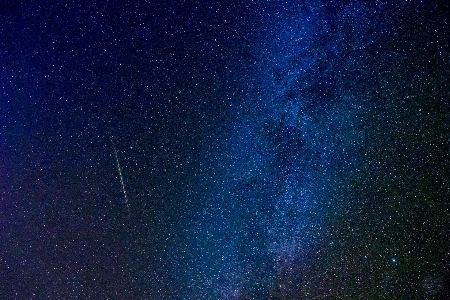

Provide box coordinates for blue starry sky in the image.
[1,0,449,299]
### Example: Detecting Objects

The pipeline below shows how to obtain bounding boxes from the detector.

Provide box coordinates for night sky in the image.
[1,0,449,299]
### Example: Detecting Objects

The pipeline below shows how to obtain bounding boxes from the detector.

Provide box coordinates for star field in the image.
[1,0,449,299]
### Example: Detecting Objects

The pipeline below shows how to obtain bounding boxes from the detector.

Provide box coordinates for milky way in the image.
[1,0,449,299]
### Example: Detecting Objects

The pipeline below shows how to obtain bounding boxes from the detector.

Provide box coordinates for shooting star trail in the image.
[111,138,130,212]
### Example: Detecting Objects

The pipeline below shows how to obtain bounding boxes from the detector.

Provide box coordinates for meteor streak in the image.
[111,138,130,211]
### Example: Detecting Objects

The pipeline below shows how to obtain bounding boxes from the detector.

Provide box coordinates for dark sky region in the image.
[1,0,449,299]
